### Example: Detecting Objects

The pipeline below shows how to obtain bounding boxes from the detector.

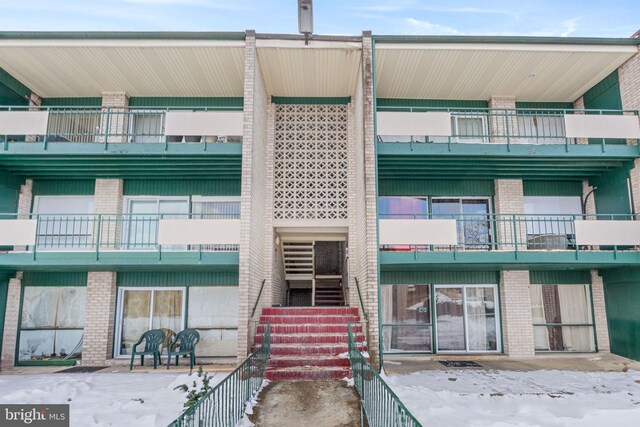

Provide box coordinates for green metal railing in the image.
[0,106,243,150]
[168,324,271,427]
[348,324,422,427]
[1,212,239,256]
[379,213,638,256]
[377,107,640,152]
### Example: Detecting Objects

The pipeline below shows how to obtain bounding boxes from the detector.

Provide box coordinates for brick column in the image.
[101,91,129,143]
[590,271,610,352]
[361,32,381,368]
[1,274,22,369]
[572,97,589,145]
[488,96,517,144]
[494,179,527,250]
[94,179,124,249]
[238,30,270,358]
[26,93,42,142]
[500,270,535,357]
[82,272,118,365]
[14,180,33,251]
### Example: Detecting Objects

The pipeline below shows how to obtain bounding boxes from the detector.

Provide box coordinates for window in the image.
[432,198,492,250]
[381,285,432,353]
[124,197,189,249]
[378,197,428,251]
[32,196,94,250]
[530,284,595,352]
[115,288,185,357]
[516,113,566,144]
[188,287,238,357]
[18,286,86,362]
[129,111,164,143]
[524,196,582,249]
[430,113,489,144]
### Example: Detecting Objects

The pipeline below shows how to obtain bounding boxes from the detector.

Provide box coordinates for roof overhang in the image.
[375,42,638,101]
[0,35,246,98]
[256,39,362,97]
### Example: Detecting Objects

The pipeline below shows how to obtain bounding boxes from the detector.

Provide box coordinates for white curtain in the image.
[381,286,394,352]
[530,285,550,351]
[558,285,594,352]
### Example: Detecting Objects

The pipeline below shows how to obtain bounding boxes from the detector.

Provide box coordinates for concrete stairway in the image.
[255,307,367,381]
[314,279,345,306]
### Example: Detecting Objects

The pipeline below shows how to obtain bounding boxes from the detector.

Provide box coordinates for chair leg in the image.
[140,355,144,366]
[153,353,157,369]
[167,353,170,370]
[129,354,134,371]
[175,355,179,366]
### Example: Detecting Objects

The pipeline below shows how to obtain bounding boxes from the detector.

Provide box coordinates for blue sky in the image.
[0,0,637,37]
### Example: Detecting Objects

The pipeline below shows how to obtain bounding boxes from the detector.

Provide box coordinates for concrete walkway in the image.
[249,380,361,427]
[383,352,640,375]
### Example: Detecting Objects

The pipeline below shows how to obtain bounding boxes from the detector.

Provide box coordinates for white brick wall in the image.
[238,32,271,357]
[500,270,535,357]
[590,270,610,352]
[100,91,129,143]
[82,272,117,365]
[494,179,527,250]
[619,47,640,208]
[1,274,22,369]
[94,179,123,248]
[488,96,517,144]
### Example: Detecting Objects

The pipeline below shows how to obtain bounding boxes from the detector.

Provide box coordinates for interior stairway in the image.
[314,279,345,306]
[254,307,367,381]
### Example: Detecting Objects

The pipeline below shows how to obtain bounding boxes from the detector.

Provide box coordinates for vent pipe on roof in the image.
[298,0,313,45]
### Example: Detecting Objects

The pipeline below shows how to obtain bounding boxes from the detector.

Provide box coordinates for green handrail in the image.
[347,324,422,427]
[354,278,369,323]
[168,324,271,427]
[251,279,267,319]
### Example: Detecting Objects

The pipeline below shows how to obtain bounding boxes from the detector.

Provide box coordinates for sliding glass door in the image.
[432,198,492,250]
[435,285,500,353]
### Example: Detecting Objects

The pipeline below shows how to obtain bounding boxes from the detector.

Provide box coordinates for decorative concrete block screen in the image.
[274,104,348,221]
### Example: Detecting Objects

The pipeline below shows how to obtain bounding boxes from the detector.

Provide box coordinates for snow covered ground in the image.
[385,369,640,427]
[0,371,224,427]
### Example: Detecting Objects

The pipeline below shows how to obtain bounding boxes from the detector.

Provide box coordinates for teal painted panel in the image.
[32,180,95,196]
[515,102,574,110]
[129,97,243,109]
[529,270,591,284]
[0,183,18,214]
[123,179,241,196]
[0,67,31,99]
[583,71,624,145]
[117,271,239,286]
[380,270,499,285]
[523,180,583,197]
[40,98,102,107]
[377,98,488,110]
[379,179,495,196]
[0,81,28,106]
[271,97,351,105]
[603,280,640,361]
[590,168,632,215]
[22,272,87,286]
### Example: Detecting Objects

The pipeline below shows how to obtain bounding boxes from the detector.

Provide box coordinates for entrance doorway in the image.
[434,285,500,352]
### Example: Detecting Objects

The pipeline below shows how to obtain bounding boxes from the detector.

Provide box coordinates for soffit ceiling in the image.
[375,43,637,101]
[257,40,362,97]
[0,40,245,97]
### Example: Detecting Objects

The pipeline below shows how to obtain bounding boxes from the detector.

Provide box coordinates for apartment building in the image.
[1,30,640,371]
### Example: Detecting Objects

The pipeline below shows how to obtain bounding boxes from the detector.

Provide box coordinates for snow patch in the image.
[235,379,270,427]
[342,376,355,387]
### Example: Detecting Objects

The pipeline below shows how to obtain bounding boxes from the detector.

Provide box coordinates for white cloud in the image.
[405,18,460,35]
[559,17,581,37]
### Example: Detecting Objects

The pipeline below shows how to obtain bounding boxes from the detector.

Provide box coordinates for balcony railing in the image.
[0,212,240,255]
[379,213,639,255]
[377,107,640,150]
[0,106,243,149]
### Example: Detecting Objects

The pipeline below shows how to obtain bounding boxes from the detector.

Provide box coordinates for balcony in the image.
[378,213,640,269]
[0,213,240,269]
[376,108,640,179]
[0,106,243,179]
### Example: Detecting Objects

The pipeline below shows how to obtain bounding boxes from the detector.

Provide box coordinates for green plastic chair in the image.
[129,329,166,371]
[166,329,200,371]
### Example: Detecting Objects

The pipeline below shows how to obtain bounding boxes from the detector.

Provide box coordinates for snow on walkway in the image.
[385,369,640,427]
[0,371,223,427]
